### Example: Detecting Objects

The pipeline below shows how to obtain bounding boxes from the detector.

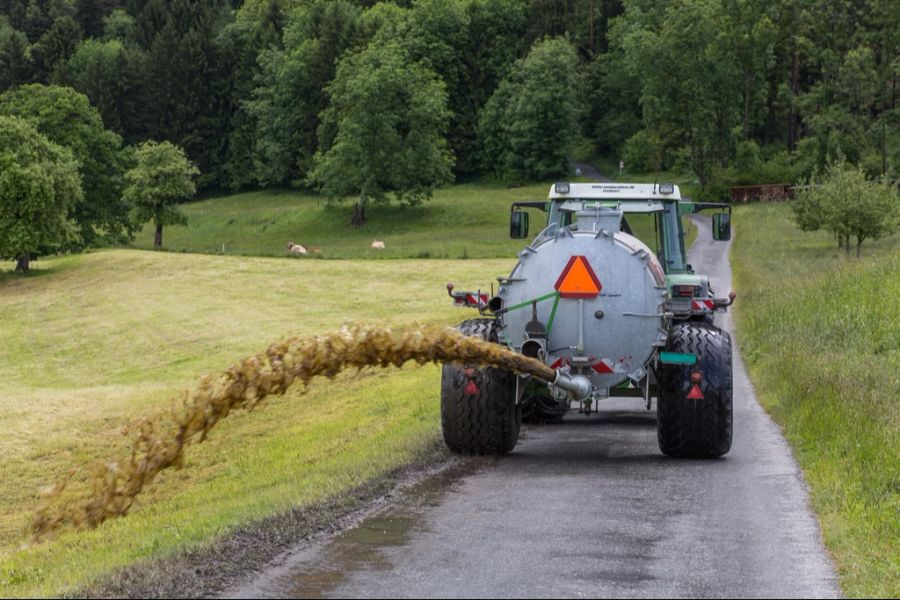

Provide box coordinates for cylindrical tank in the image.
[498,207,668,392]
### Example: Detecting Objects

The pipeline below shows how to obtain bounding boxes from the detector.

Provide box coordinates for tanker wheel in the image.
[521,391,567,424]
[441,318,520,455]
[656,321,733,458]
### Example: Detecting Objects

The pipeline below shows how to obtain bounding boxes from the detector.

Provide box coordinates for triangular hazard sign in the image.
[687,383,704,400]
[554,255,602,298]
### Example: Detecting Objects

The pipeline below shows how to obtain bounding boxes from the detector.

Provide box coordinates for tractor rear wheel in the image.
[441,318,520,455]
[656,322,733,458]
[521,391,567,424]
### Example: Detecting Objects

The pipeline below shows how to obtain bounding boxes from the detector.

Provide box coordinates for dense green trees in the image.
[0,116,82,271]
[0,19,31,90]
[479,37,584,181]
[248,0,360,188]
[124,140,199,249]
[309,41,454,225]
[0,0,895,258]
[0,84,130,247]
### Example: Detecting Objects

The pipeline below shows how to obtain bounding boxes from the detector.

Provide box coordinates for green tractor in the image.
[443,183,735,458]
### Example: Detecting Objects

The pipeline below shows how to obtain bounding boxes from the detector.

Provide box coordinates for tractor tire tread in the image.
[657,321,733,458]
[441,319,520,455]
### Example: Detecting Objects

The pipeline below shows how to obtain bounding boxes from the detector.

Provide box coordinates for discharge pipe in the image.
[510,350,593,402]
[547,369,593,402]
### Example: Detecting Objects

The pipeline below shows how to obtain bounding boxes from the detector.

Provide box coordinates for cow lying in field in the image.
[370,240,385,250]
[287,242,322,256]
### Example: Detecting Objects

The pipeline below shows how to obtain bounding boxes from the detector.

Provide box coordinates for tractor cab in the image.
[509,182,731,276]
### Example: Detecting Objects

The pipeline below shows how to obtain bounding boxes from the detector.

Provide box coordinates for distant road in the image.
[570,159,613,182]
[229,176,840,599]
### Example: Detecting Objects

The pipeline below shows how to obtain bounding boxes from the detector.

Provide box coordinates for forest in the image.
[0,0,897,233]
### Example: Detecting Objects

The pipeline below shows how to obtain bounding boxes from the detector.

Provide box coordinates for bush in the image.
[621,130,662,173]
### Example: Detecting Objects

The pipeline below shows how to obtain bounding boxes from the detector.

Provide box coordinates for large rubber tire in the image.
[521,391,567,424]
[657,321,733,458]
[441,318,521,455]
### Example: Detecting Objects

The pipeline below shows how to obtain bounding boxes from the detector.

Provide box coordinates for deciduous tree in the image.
[0,116,82,271]
[309,41,454,225]
[0,84,130,246]
[124,140,198,249]
[478,37,584,181]
[792,161,899,256]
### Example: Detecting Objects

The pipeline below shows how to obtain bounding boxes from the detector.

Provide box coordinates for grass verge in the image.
[0,250,510,597]
[731,203,899,598]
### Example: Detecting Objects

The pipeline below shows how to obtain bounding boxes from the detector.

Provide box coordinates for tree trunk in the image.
[845,235,850,254]
[154,223,163,249]
[15,252,30,272]
[856,237,864,257]
[350,197,367,227]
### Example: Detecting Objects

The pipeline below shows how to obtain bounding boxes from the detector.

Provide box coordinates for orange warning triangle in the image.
[554,255,602,298]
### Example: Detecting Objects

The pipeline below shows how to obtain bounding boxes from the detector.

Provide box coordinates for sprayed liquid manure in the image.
[31,323,554,542]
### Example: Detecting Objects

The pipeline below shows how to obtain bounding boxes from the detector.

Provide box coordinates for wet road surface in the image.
[229,217,840,598]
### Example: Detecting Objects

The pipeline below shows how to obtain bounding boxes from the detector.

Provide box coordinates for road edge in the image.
[69,440,460,599]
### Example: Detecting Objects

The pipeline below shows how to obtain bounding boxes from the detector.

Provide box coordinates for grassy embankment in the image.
[131,181,695,258]
[731,204,898,598]
[0,250,510,597]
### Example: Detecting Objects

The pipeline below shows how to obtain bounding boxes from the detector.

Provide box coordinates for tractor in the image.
[443,182,735,458]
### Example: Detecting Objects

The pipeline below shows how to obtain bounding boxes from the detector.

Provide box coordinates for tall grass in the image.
[731,203,899,598]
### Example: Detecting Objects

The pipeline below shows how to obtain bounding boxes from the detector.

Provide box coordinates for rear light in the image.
[673,284,699,297]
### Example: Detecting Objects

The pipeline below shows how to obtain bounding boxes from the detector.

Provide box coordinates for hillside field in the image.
[131,183,697,259]
[0,250,511,597]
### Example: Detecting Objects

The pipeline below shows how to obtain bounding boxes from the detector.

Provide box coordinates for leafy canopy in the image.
[792,161,899,255]
[309,40,454,207]
[124,140,198,234]
[0,115,82,265]
[479,36,584,182]
[0,84,129,247]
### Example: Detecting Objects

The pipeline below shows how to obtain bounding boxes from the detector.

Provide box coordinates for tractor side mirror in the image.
[510,210,530,239]
[712,213,731,241]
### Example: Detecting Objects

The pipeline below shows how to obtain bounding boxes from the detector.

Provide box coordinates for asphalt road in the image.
[230,218,840,599]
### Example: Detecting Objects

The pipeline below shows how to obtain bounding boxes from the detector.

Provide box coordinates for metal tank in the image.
[496,206,668,397]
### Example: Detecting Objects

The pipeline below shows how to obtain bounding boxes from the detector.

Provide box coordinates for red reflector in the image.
[690,371,702,383]
[592,361,614,374]
[687,383,704,400]
[549,357,563,370]
[465,379,479,396]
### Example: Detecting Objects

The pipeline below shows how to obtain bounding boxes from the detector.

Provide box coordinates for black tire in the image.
[657,321,733,458]
[521,391,567,424]
[441,318,521,455]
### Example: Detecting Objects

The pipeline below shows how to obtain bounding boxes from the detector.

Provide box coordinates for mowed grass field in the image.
[0,250,512,597]
[132,183,553,259]
[131,182,696,259]
[731,204,899,598]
